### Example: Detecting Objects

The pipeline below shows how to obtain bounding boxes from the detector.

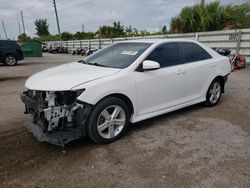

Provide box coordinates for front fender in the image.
[73,73,136,109]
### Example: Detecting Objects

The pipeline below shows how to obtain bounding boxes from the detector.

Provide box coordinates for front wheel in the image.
[87,97,130,144]
[205,79,222,107]
[4,55,17,66]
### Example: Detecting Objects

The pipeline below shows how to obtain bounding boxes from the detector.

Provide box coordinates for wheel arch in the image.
[3,53,17,62]
[96,93,134,117]
[4,53,17,59]
[211,75,225,93]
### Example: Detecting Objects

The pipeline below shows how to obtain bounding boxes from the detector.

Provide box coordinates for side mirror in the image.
[142,60,160,71]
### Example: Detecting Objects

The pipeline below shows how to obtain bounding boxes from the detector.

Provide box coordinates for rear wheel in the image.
[4,55,17,66]
[205,79,222,107]
[87,97,130,144]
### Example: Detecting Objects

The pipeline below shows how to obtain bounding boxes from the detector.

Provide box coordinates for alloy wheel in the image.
[97,105,126,139]
[209,82,221,104]
[5,56,16,66]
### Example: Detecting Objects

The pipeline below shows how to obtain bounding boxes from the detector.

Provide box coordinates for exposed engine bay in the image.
[20,90,92,146]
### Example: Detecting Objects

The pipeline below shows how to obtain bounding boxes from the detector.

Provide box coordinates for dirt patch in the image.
[0,76,28,82]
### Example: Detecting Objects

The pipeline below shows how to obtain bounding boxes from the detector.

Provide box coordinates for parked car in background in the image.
[0,40,24,66]
[20,39,231,146]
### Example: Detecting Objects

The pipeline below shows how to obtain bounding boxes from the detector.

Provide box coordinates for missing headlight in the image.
[56,89,85,105]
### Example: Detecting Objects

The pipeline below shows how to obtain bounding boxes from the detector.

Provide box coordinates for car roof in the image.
[0,40,17,43]
[119,38,220,58]
[120,38,196,44]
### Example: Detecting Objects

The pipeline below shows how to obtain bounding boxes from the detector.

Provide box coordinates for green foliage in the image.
[98,21,125,38]
[140,30,150,36]
[73,31,94,40]
[125,25,133,37]
[61,32,73,41]
[162,25,168,34]
[34,19,50,36]
[34,34,61,42]
[170,1,250,33]
[17,33,31,43]
[32,20,168,41]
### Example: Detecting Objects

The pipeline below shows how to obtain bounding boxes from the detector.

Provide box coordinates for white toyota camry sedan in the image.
[20,39,231,146]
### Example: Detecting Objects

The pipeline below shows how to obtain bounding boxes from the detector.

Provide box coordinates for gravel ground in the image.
[0,54,249,188]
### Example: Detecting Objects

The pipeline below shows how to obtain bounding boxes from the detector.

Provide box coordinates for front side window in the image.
[180,42,211,63]
[146,42,180,68]
[83,42,152,69]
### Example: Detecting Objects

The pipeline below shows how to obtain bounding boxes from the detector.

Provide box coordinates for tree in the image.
[132,28,139,36]
[125,25,133,37]
[74,31,83,40]
[18,33,31,43]
[140,30,150,36]
[112,21,125,37]
[170,1,250,33]
[98,21,125,38]
[34,19,50,36]
[162,25,168,34]
[82,32,95,39]
[61,32,73,41]
[73,31,95,40]
[34,34,61,42]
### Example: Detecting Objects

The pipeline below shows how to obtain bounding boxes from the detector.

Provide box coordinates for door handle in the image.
[177,70,182,75]
[177,70,185,75]
[209,64,216,68]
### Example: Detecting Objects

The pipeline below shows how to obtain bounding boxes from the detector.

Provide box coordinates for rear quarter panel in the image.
[203,55,231,96]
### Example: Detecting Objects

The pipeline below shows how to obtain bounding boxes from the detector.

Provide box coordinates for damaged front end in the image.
[20,90,92,146]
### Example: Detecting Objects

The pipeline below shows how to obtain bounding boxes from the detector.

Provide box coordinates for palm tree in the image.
[170,1,250,33]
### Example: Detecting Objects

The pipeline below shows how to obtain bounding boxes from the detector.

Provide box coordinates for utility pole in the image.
[82,24,85,33]
[2,20,8,39]
[21,10,25,34]
[201,0,205,6]
[53,0,61,35]
[18,22,21,35]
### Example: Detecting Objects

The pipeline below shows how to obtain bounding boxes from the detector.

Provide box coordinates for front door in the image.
[134,42,186,116]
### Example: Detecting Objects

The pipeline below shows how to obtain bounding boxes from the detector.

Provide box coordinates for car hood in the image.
[25,62,121,91]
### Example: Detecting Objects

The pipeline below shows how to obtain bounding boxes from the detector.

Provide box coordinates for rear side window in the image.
[0,41,19,49]
[180,42,211,63]
[146,42,180,68]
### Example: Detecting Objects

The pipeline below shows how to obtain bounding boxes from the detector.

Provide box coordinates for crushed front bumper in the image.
[20,91,92,146]
[25,115,86,146]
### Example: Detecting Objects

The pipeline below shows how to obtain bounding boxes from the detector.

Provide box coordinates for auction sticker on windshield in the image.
[121,51,138,56]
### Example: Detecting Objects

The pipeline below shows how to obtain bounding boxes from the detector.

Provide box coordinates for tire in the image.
[205,79,222,107]
[87,97,130,144]
[4,55,17,66]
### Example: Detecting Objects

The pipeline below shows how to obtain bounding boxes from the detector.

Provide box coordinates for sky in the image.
[0,0,249,39]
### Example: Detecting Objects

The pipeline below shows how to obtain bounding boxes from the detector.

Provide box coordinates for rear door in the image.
[134,42,187,115]
[179,42,215,101]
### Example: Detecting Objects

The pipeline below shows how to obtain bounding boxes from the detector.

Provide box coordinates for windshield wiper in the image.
[93,62,109,67]
[78,60,109,67]
[78,60,86,64]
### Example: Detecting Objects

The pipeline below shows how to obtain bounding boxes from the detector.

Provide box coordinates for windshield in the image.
[83,42,152,68]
